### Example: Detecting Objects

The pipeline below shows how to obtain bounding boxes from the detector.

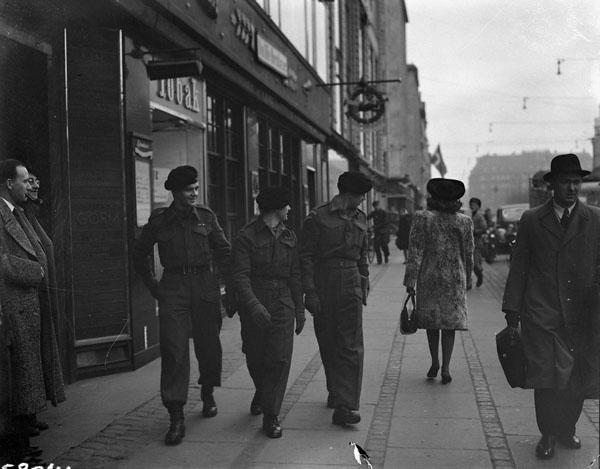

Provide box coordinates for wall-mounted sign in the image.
[256,34,288,78]
[345,84,387,124]
[132,135,153,227]
[150,77,204,125]
[231,8,256,51]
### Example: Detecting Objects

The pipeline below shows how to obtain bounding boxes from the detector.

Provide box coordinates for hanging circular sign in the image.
[345,84,387,124]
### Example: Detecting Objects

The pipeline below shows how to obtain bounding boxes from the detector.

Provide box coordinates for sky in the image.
[405,0,600,183]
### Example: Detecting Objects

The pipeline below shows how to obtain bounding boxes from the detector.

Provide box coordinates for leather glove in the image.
[361,275,370,306]
[250,304,272,329]
[304,293,321,317]
[505,311,520,329]
[295,311,306,335]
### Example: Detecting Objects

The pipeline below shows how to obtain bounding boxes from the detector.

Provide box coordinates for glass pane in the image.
[270,128,280,172]
[258,119,268,169]
[280,0,306,57]
[315,2,328,80]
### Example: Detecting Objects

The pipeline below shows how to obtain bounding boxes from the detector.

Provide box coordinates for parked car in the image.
[495,204,528,255]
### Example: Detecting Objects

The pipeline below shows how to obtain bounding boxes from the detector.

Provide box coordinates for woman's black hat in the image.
[164,165,198,191]
[427,178,465,201]
[256,186,291,211]
[543,153,590,182]
[337,171,373,194]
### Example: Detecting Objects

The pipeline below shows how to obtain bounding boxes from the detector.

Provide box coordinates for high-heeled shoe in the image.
[441,372,452,384]
[426,365,439,378]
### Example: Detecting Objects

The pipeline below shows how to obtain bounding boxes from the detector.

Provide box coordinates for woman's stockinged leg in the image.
[441,330,455,384]
[426,329,440,377]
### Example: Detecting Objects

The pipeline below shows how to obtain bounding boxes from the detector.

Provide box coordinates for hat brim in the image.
[543,169,591,182]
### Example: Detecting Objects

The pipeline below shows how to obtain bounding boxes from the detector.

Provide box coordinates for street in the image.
[36,252,599,469]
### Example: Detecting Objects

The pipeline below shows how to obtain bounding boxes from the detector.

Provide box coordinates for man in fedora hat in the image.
[300,170,371,426]
[502,153,600,460]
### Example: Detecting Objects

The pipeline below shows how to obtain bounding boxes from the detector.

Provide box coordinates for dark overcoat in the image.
[0,200,64,418]
[502,200,600,397]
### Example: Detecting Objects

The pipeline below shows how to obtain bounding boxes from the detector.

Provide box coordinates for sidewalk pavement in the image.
[35,253,598,468]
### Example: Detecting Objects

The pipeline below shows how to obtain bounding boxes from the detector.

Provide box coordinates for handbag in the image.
[400,293,417,335]
[495,326,527,388]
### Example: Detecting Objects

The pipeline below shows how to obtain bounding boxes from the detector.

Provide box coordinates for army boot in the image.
[201,385,218,418]
[165,403,185,446]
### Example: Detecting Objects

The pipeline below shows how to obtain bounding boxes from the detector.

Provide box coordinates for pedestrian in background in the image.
[133,165,232,446]
[367,200,390,264]
[300,171,371,426]
[469,197,486,287]
[395,208,412,264]
[502,153,600,460]
[231,187,304,438]
[483,207,495,229]
[404,178,473,384]
[0,160,64,465]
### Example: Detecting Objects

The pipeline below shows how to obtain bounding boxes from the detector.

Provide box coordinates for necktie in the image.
[560,208,570,230]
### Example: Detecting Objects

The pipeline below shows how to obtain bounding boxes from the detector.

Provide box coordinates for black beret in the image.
[469,197,482,207]
[256,186,291,211]
[164,165,198,191]
[337,171,372,194]
[427,178,465,201]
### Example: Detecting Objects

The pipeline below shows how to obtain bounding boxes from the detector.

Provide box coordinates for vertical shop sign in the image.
[132,135,153,227]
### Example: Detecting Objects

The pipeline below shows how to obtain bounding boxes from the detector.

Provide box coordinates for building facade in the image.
[468,150,593,210]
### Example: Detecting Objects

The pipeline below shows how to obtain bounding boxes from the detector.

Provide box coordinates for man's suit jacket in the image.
[502,199,600,397]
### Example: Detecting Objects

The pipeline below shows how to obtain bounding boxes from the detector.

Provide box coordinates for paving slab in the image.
[384,447,493,469]
[388,416,487,450]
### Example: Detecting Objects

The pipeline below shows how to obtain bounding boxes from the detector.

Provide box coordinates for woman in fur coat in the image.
[403,179,474,384]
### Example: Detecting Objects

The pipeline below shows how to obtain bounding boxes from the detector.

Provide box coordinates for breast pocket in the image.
[277,234,296,267]
[157,228,177,260]
[351,219,367,249]
[252,238,273,273]
[320,218,345,251]
[192,223,212,261]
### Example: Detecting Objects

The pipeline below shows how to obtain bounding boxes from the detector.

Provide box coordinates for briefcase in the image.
[495,326,527,388]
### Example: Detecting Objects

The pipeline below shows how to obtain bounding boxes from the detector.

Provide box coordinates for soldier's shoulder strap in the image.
[310,202,330,217]
[148,207,168,223]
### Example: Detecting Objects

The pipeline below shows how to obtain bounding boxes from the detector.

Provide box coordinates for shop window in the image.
[206,91,245,239]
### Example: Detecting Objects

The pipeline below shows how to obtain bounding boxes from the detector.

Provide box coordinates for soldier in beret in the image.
[300,170,371,426]
[231,186,304,438]
[133,165,232,446]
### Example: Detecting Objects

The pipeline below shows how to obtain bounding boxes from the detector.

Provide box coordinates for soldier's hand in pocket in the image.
[304,293,321,317]
[360,275,370,306]
[251,304,272,329]
[295,311,306,335]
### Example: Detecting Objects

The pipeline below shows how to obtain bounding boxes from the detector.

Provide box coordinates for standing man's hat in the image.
[543,154,590,182]
[337,171,373,194]
[427,178,465,201]
[256,186,291,211]
[164,165,198,191]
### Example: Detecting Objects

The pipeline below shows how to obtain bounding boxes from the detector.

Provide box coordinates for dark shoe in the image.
[384,256,389,264]
[202,394,218,418]
[326,393,336,409]
[250,392,262,416]
[262,414,282,438]
[441,372,452,384]
[35,420,49,431]
[558,434,581,449]
[332,406,361,426]
[427,365,439,378]
[25,446,43,457]
[476,273,483,287]
[535,434,555,459]
[165,405,185,446]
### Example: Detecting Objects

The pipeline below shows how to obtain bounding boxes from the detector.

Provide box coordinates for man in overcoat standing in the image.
[502,153,600,460]
[300,171,371,426]
[0,159,65,464]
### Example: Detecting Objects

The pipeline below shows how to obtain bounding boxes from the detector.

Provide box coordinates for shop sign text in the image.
[256,34,288,78]
[156,77,201,113]
[231,8,256,51]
